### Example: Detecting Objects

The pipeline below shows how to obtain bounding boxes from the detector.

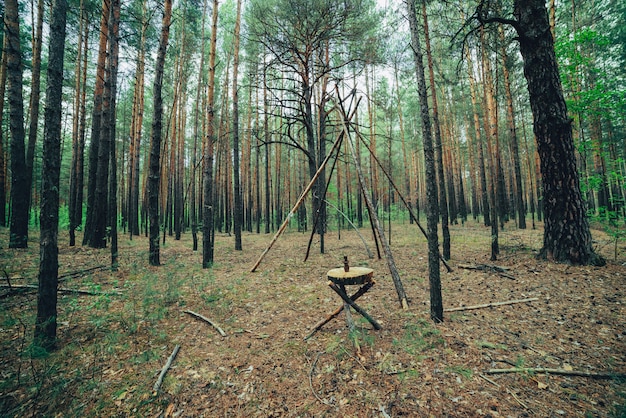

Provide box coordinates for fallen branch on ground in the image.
[485,367,626,379]
[444,297,538,312]
[183,310,226,336]
[0,283,122,296]
[153,345,181,395]
[458,263,516,280]
[59,265,108,281]
[309,352,332,406]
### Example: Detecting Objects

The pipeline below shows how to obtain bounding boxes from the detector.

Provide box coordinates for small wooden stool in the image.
[305,258,382,339]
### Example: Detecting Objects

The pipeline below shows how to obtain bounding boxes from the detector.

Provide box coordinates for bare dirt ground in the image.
[1,219,625,417]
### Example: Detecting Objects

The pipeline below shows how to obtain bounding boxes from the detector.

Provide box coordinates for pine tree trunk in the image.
[35,0,67,351]
[91,1,119,249]
[83,0,110,246]
[25,0,44,214]
[69,1,86,246]
[0,36,9,227]
[465,45,490,226]
[5,0,29,248]
[148,0,173,266]
[128,0,148,238]
[107,0,120,268]
[481,26,499,259]
[408,0,443,322]
[422,0,451,260]
[499,25,526,229]
[513,0,604,265]
[202,0,219,268]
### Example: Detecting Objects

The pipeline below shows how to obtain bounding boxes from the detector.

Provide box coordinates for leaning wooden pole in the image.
[357,132,452,272]
[250,123,344,272]
[337,101,409,309]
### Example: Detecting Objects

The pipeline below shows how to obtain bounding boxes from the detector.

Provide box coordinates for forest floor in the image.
[0,219,625,417]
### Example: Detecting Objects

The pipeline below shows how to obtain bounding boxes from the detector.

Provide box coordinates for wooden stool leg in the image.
[339,284,355,332]
[329,283,382,330]
[304,282,375,340]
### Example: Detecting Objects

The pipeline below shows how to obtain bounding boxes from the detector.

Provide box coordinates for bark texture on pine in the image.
[408,0,443,322]
[5,0,29,248]
[69,4,87,246]
[422,1,450,260]
[35,0,67,351]
[25,0,45,210]
[148,0,173,266]
[83,0,110,246]
[232,0,243,251]
[0,36,8,227]
[202,0,219,268]
[513,0,604,266]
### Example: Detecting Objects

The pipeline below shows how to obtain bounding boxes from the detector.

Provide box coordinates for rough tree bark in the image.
[0,36,8,227]
[511,0,604,265]
[5,0,29,248]
[232,0,243,251]
[25,0,45,214]
[407,0,443,322]
[422,1,451,260]
[202,0,219,268]
[83,0,111,246]
[148,0,173,266]
[35,0,68,351]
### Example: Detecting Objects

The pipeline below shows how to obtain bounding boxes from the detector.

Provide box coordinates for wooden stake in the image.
[153,344,181,395]
[338,98,409,309]
[183,309,226,336]
[250,119,343,272]
[444,297,538,312]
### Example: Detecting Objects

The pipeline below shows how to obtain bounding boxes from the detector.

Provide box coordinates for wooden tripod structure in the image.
[249,88,452,309]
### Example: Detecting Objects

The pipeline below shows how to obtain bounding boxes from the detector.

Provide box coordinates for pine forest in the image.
[0,0,625,416]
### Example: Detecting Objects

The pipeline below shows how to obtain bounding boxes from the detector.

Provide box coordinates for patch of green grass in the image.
[393,318,443,356]
[445,365,473,379]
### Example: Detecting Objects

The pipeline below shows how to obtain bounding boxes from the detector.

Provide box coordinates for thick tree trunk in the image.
[35,0,67,351]
[6,0,29,248]
[408,0,443,322]
[148,0,173,266]
[513,0,604,266]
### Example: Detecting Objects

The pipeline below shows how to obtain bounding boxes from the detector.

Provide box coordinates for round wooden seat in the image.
[327,266,373,285]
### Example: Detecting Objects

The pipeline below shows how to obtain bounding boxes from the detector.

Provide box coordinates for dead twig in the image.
[485,367,626,379]
[0,283,122,296]
[479,373,500,387]
[153,345,181,395]
[506,388,529,409]
[58,265,108,282]
[458,263,515,279]
[3,270,12,290]
[183,310,226,336]
[309,352,332,406]
[444,297,538,312]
